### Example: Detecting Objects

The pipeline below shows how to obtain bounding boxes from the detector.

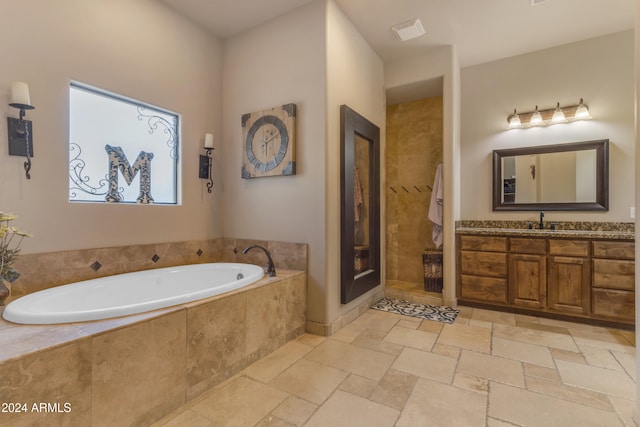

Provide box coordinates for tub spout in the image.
[241,245,276,277]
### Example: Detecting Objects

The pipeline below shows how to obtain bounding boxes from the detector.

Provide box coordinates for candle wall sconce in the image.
[7,82,35,179]
[199,133,214,193]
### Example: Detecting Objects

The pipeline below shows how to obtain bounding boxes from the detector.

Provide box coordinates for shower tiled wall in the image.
[386,96,443,285]
[11,238,307,297]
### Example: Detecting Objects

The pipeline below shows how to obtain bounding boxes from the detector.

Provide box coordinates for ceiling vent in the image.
[391,18,425,42]
[530,0,550,5]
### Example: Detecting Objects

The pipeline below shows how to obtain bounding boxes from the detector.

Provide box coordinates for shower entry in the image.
[386,95,444,294]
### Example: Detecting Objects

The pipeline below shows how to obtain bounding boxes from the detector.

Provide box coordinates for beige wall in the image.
[222,0,385,326]
[325,0,385,324]
[461,30,634,222]
[221,0,326,322]
[0,0,223,253]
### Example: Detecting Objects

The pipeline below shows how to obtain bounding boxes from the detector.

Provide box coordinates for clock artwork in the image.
[241,103,296,178]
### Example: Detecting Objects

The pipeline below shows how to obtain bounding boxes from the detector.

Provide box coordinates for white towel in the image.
[428,163,443,248]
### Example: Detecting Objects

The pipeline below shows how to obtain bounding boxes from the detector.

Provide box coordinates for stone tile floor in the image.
[151,306,636,426]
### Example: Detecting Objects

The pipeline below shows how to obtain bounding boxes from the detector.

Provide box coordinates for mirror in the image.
[493,139,609,211]
[340,105,380,304]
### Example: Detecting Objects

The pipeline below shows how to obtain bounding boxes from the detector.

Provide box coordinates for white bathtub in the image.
[2,263,265,325]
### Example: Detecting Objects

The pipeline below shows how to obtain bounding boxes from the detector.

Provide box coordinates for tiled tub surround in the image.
[10,237,307,297]
[0,269,306,427]
[1,238,307,426]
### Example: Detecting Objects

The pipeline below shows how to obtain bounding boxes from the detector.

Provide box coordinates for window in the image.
[69,82,180,204]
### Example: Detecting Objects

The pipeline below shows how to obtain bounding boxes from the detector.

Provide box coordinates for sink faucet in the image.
[241,245,276,277]
[539,210,544,230]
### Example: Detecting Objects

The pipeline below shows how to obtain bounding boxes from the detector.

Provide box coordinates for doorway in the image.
[385,78,444,303]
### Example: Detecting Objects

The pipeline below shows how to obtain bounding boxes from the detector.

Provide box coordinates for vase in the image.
[0,277,9,306]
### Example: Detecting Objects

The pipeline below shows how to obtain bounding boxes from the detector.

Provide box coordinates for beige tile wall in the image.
[0,270,307,427]
[11,239,222,297]
[10,237,307,297]
[386,96,443,286]
[92,311,188,427]
[0,338,93,426]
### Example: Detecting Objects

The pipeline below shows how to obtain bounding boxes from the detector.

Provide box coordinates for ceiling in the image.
[161,0,634,68]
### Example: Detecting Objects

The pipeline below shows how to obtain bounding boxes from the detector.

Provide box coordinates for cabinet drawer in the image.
[592,259,635,290]
[549,240,589,257]
[460,275,508,303]
[592,288,635,321]
[461,251,507,278]
[593,241,635,260]
[459,235,507,252]
[510,238,546,254]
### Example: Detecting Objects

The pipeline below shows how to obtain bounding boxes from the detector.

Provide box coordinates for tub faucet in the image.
[241,245,276,277]
[539,210,545,230]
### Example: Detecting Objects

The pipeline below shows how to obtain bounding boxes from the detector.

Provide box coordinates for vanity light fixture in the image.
[7,81,35,179]
[199,133,214,193]
[506,98,591,129]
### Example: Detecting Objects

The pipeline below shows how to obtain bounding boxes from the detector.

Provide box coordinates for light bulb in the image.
[551,102,567,124]
[574,98,591,120]
[529,105,543,126]
[508,109,522,128]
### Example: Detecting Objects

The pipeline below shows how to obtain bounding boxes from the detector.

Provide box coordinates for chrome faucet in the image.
[539,210,545,230]
[241,245,276,277]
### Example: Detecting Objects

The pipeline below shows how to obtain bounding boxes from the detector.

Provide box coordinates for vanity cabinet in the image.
[457,233,635,326]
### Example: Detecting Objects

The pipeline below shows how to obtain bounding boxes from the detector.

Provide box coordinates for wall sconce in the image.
[507,98,591,129]
[199,133,214,193]
[7,81,35,179]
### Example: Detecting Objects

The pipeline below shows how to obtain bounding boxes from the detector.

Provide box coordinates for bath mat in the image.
[371,298,458,324]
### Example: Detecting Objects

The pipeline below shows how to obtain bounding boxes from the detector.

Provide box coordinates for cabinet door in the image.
[547,256,590,315]
[509,254,546,309]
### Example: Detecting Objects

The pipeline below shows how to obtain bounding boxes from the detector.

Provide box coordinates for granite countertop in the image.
[456,220,635,241]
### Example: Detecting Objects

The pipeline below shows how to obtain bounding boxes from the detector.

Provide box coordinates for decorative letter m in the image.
[105,145,154,204]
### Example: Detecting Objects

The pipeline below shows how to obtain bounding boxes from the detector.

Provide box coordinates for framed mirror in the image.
[340,105,381,304]
[492,139,609,211]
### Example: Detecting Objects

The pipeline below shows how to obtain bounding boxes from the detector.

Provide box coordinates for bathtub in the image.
[2,262,265,325]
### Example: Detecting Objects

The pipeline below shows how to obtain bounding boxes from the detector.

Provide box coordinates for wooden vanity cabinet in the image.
[592,241,635,322]
[457,233,635,326]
